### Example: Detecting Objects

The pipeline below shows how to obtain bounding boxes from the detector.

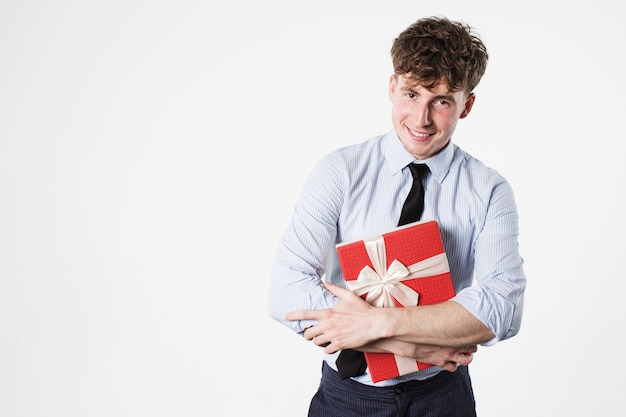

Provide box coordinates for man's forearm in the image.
[372,300,495,347]
[360,335,479,371]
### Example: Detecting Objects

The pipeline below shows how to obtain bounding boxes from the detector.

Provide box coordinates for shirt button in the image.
[394,387,403,395]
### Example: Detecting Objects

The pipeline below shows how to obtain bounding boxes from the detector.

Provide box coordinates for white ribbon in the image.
[345,234,450,308]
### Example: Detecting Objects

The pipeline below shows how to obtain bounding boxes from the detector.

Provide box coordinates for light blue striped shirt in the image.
[268,130,526,386]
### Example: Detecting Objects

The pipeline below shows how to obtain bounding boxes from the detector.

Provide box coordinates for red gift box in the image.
[336,220,455,383]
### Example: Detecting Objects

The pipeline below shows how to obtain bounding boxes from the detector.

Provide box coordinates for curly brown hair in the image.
[390,16,488,94]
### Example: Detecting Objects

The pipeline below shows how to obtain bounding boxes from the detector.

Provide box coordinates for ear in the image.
[459,93,476,119]
[388,75,398,101]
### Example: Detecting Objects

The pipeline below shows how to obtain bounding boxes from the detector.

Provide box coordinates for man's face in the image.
[389,74,475,160]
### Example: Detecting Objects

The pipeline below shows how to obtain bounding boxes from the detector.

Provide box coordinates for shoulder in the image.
[450,145,518,214]
[313,134,386,175]
[326,134,385,162]
[452,145,507,185]
[449,145,517,207]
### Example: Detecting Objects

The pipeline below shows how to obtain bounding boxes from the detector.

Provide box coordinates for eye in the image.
[433,99,452,109]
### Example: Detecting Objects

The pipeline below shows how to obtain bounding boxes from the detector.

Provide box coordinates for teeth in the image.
[410,129,430,138]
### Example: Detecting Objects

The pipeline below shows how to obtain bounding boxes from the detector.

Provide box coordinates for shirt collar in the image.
[383,129,455,183]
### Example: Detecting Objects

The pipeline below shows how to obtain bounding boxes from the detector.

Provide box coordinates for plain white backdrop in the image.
[1,1,624,416]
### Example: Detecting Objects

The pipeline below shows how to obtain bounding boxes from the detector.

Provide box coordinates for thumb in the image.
[323,281,353,299]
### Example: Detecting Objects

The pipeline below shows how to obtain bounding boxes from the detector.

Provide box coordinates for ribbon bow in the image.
[345,234,450,308]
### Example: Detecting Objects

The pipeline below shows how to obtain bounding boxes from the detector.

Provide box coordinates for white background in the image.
[1,1,624,416]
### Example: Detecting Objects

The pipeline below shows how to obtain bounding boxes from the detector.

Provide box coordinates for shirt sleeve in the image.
[452,178,526,345]
[267,153,344,334]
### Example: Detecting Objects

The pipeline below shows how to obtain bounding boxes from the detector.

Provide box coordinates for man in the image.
[268,16,526,417]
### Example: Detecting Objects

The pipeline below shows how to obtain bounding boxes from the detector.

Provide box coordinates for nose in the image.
[414,103,431,126]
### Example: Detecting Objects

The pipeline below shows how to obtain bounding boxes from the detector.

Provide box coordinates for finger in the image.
[303,324,327,342]
[324,343,340,354]
[285,309,320,321]
[305,327,332,349]
[313,334,331,348]
[302,326,315,341]
[323,282,354,298]
[456,352,473,367]
[442,361,459,372]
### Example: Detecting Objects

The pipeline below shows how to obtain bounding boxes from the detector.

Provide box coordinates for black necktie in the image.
[335,163,429,379]
[398,164,429,226]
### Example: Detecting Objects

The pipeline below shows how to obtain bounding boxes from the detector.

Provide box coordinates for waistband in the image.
[320,361,467,399]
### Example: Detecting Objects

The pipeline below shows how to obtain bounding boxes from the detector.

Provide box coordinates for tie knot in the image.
[408,164,429,180]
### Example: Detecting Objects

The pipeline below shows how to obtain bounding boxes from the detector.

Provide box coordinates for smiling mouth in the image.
[408,127,433,140]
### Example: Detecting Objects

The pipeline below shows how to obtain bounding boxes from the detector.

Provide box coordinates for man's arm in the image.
[381,299,495,347]
[286,282,494,355]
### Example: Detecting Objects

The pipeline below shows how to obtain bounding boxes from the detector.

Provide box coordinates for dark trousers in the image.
[308,362,476,417]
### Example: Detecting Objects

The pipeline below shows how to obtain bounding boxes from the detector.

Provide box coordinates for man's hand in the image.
[286,281,479,372]
[285,282,381,354]
[369,339,477,372]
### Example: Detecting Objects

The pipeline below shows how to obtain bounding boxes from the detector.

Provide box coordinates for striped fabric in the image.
[268,130,526,387]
